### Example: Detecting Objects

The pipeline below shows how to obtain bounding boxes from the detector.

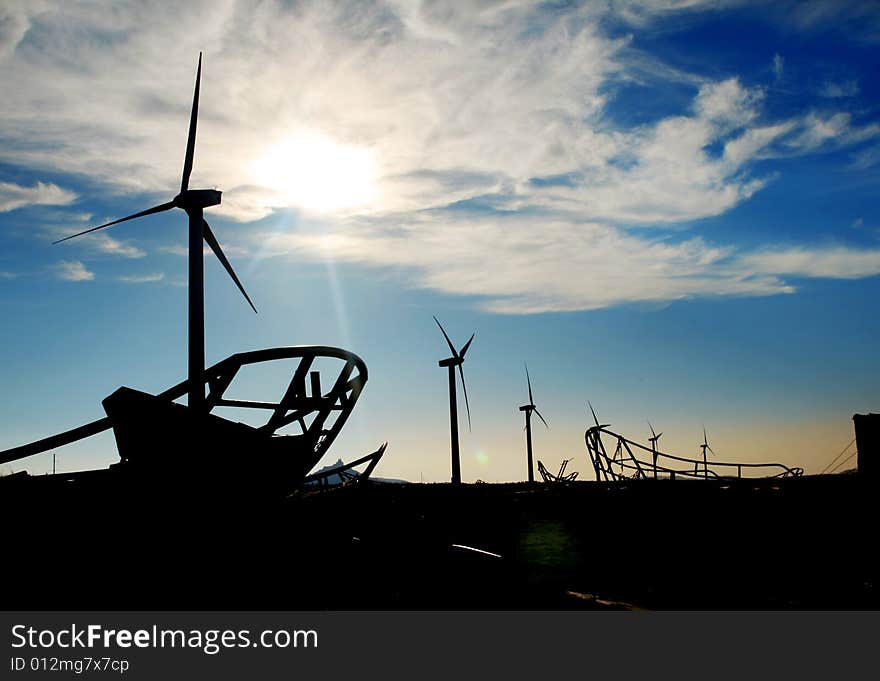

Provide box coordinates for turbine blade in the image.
[433,316,459,358]
[648,420,657,439]
[202,219,257,314]
[656,432,663,440]
[534,407,550,429]
[588,401,600,427]
[181,52,202,193]
[526,363,534,404]
[459,332,475,359]
[53,202,175,244]
[703,426,708,446]
[458,364,472,432]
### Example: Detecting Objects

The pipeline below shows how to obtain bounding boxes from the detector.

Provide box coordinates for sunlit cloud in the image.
[0,180,76,213]
[260,216,792,313]
[2,1,879,314]
[249,130,378,214]
[117,272,164,284]
[742,246,880,279]
[93,234,146,259]
[54,259,94,282]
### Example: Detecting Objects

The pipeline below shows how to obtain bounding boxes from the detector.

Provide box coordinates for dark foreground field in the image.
[3,472,876,610]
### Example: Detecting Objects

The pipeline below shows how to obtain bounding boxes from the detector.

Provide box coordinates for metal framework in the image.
[585,425,804,482]
[301,443,388,488]
[537,458,579,483]
[0,346,372,487]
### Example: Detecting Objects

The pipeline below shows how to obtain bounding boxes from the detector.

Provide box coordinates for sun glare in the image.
[251,131,378,213]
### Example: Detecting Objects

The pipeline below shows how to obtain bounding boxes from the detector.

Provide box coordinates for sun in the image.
[250,130,378,214]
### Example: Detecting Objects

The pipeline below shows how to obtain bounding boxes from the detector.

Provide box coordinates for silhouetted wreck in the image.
[0,346,385,496]
[585,426,804,481]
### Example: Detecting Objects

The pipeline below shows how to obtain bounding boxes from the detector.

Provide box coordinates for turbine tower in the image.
[700,426,714,479]
[519,364,549,483]
[54,54,256,413]
[648,421,663,479]
[434,316,474,485]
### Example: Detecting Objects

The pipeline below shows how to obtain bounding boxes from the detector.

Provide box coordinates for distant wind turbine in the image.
[520,364,549,483]
[648,421,663,479]
[588,401,610,430]
[434,316,474,485]
[53,53,256,413]
[700,426,714,479]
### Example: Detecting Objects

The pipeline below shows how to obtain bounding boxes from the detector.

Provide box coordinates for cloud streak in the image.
[0,180,76,213]
[54,260,93,282]
[92,234,146,259]
[264,215,880,313]
[117,272,164,284]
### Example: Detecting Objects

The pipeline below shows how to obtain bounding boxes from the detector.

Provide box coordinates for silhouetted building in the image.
[853,413,880,478]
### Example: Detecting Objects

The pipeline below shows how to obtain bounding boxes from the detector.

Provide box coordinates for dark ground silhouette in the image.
[2,470,875,610]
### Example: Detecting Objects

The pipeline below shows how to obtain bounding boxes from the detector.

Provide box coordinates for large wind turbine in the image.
[54,54,256,413]
[520,364,549,483]
[434,316,474,485]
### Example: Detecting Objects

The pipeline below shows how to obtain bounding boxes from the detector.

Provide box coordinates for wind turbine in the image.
[520,364,549,483]
[53,54,256,413]
[588,401,610,430]
[648,421,663,478]
[434,316,474,485]
[699,426,714,479]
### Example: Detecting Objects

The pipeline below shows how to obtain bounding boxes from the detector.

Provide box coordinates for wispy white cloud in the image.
[772,53,784,81]
[786,112,880,152]
[159,245,189,257]
[819,80,860,98]
[117,272,164,284]
[54,259,94,282]
[849,144,880,170]
[263,215,880,313]
[0,180,76,213]
[2,1,879,314]
[742,246,880,279]
[92,234,145,258]
[258,215,784,313]
[0,270,16,279]
[0,2,871,229]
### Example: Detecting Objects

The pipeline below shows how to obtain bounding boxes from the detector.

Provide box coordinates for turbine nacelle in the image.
[173,188,222,211]
[522,365,549,428]
[648,421,663,444]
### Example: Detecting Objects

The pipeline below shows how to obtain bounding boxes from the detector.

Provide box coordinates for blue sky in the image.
[1,0,879,481]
